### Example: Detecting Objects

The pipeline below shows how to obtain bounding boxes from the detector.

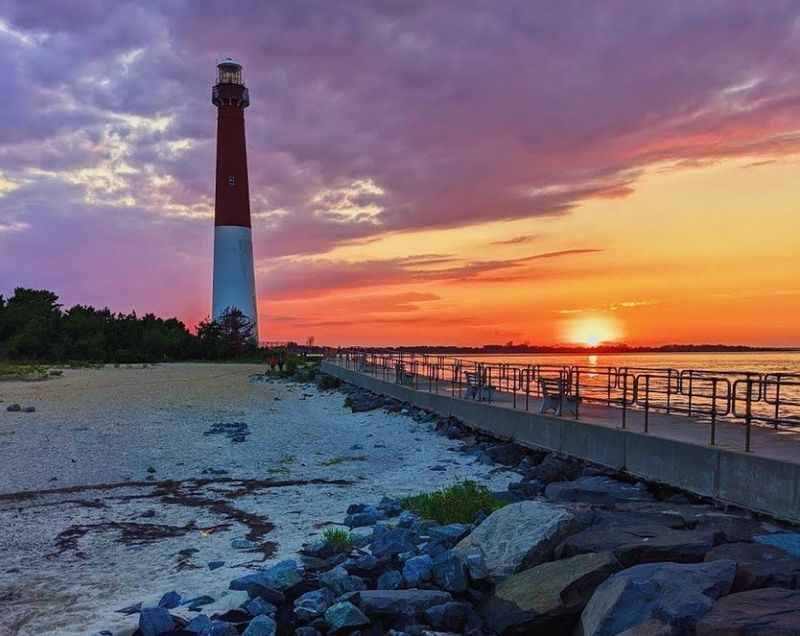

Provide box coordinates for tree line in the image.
[0,287,264,362]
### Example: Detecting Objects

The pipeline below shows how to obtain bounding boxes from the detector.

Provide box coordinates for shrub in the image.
[401,480,505,524]
[322,527,353,553]
[318,374,342,390]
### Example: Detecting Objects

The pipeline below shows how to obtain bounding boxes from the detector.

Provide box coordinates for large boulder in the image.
[455,501,576,579]
[344,589,453,618]
[579,560,736,636]
[695,587,800,635]
[319,565,366,596]
[294,589,336,622]
[545,476,654,506]
[556,524,718,566]
[755,533,800,557]
[704,542,800,591]
[482,552,621,633]
[431,550,468,593]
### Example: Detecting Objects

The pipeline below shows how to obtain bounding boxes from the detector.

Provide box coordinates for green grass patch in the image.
[321,454,368,467]
[401,480,505,524]
[0,362,49,380]
[322,527,353,553]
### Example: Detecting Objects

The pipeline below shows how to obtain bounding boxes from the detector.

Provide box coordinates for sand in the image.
[0,363,514,635]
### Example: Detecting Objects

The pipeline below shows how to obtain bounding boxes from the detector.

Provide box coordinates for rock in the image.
[431,550,468,593]
[157,591,181,609]
[545,476,654,505]
[324,601,370,633]
[755,533,800,557]
[524,454,582,484]
[243,596,277,617]
[616,619,675,635]
[208,560,225,571]
[346,590,453,617]
[397,511,417,528]
[704,541,800,591]
[208,621,239,636]
[346,506,382,528]
[371,526,417,559]
[379,497,404,518]
[695,587,800,635]
[463,547,489,581]
[138,607,175,636]
[424,602,470,631]
[377,570,403,590]
[116,601,142,615]
[294,628,321,636]
[231,538,259,550]
[184,615,212,633]
[6,404,21,412]
[230,559,302,593]
[22,406,35,413]
[295,589,335,622]
[507,480,545,499]
[485,443,525,466]
[183,595,215,610]
[556,524,718,566]
[319,565,366,595]
[694,515,776,543]
[428,524,470,546]
[403,554,434,586]
[348,553,378,572]
[455,501,576,579]
[482,552,621,632]
[242,615,277,636]
[579,560,736,636]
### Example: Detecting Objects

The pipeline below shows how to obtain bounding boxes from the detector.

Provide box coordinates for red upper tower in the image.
[212,57,251,228]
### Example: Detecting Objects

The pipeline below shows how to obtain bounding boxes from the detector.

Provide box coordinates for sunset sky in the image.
[1,2,799,346]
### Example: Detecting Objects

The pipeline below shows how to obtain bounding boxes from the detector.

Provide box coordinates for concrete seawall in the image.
[322,361,800,523]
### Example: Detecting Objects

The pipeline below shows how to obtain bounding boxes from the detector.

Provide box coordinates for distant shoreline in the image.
[355,345,800,355]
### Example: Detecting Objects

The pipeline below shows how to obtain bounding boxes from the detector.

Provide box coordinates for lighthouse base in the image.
[212,225,259,337]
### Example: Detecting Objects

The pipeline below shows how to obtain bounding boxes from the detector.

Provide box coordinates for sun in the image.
[563,316,622,347]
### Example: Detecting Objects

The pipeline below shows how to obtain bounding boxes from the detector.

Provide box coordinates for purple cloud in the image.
[1,1,800,321]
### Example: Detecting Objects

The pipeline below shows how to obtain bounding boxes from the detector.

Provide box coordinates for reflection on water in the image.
[458,351,800,375]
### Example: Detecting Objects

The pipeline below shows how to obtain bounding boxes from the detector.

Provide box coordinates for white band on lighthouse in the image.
[212,225,258,336]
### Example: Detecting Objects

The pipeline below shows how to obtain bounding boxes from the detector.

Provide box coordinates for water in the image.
[454,351,800,375]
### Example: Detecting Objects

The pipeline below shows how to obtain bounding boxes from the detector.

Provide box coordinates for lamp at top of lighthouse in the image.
[212,57,249,107]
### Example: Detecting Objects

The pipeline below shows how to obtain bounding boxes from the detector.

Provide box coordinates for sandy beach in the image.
[0,363,513,635]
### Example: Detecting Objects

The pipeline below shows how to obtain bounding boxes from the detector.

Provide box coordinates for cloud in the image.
[491,234,538,246]
[2,1,800,333]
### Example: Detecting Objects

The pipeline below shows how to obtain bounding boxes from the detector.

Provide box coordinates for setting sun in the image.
[564,316,622,347]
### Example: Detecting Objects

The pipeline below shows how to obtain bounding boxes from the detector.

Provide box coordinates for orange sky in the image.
[257,157,800,347]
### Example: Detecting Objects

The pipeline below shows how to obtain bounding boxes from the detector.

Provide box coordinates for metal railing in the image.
[327,350,800,453]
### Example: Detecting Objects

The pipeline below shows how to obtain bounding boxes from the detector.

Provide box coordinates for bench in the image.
[465,371,494,401]
[539,376,578,415]
[395,364,414,386]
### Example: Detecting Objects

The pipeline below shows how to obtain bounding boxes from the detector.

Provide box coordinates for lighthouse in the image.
[211,57,258,339]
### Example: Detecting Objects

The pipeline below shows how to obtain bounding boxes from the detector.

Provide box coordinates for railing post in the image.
[710,379,717,446]
[525,369,530,411]
[688,371,693,417]
[745,378,753,452]
[644,375,650,433]
[621,373,627,429]
[774,375,781,429]
[574,367,580,420]
[666,369,672,414]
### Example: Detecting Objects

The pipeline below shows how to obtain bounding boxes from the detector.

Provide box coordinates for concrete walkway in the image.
[358,366,800,465]
[323,361,800,523]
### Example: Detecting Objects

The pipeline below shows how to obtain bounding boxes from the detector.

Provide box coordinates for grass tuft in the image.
[401,480,505,524]
[321,454,368,467]
[322,527,353,553]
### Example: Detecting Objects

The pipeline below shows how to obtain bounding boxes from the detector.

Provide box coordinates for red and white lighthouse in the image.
[211,57,258,337]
